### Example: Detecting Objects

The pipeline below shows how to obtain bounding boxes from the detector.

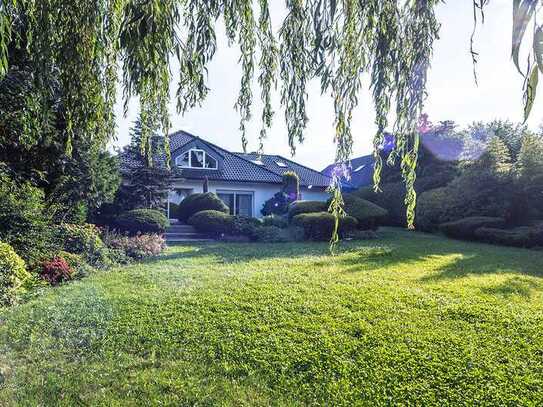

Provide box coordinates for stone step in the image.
[165,232,205,238]
[167,238,215,244]
[167,227,196,232]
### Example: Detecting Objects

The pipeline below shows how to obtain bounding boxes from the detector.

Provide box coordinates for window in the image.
[176,148,218,169]
[217,191,254,217]
[275,161,287,167]
[251,159,264,166]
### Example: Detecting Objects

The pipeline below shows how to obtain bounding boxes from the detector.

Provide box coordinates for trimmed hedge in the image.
[116,209,169,234]
[287,200,328,221]
[261,214,289,229]
[188,210,233,236]
[254,225,306,243]
[353,182,407,227]
[439,217,506,240]
[292,212,358,241]
[177,193,229,222]
[0,241,31,305]
[416,187,451,232]
[337,194,388,230]
[474,227,535,248]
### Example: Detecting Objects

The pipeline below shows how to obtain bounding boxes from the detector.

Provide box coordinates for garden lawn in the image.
[1,228,543,405]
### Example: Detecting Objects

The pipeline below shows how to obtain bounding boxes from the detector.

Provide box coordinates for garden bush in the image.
[292,212,358,241]
[474,226,536,248]
[254,226,291,243]
[287,200,328,221]
[0,171,56,264]
[439,217,506,240]
[261,192,292,216]
[56,223,112,268]
[177,193,229,222]
[231,215,261,238]
[57,251,94,279]
[188,210,234,236]
[336,194,388,230]
[40,256,74,285]
[416,187,452,232]
[261,214,289,229]
[116,209,169,234]
[0,241,32,306]
[105,234,166,260]
[353,182,407,226]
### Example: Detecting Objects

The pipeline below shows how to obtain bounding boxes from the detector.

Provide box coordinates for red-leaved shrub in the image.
[40,257,74,285]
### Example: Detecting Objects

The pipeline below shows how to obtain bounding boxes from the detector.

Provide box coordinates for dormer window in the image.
[176,148,218,169]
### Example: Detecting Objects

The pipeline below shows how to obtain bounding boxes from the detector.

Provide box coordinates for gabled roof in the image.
[322,154,375,189]
[235,152,331,188]
[165,130,331,187]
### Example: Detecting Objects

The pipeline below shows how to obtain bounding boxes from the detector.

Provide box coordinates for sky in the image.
[113,0,542,171]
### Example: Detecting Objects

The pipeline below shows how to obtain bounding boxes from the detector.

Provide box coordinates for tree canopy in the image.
[0,1,541,233]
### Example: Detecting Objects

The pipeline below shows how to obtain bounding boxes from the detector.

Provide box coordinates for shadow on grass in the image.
[150,228,543,284]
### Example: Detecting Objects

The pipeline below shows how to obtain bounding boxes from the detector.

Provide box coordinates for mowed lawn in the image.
[1,229,543,405]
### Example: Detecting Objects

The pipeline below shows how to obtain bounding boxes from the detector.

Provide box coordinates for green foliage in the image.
[116,121,172,212]
[177,193,229,222]
[415,187,451,232]
[103,233,166,260]
[474,226,543,248]
[439,217,506,240]
[57,251,93,280]
[253,225,305,243]
[292,212,358,241]
[116,209,169,235]
[261,192,292,216]
[55,223,111,269]
[282,171,299,199]
[354,182,408,227]
[287,201,328,221]
[0,240,31,306]
[336,194,388,231]
[0,171,55,264]
[188,210,233,237]
[261,215,288,229]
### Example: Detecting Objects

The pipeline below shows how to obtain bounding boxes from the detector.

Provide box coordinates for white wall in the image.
[168,179,329,218]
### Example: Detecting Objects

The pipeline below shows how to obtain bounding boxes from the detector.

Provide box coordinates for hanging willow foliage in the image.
[0,0,541,242]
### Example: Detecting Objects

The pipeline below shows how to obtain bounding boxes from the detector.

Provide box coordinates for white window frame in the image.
[216,190,255,217]
[175,148,218,170]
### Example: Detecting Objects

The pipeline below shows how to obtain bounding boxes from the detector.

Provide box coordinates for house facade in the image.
[166,131,331,219]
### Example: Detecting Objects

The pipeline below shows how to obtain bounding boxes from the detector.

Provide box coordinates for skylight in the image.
[275,161,287,167]
[251,159,264,166]
[354,164,366,172]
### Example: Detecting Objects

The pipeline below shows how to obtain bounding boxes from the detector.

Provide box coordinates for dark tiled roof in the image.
[120,130,330,186]
[236,153,331,188]
[322,154,375,189]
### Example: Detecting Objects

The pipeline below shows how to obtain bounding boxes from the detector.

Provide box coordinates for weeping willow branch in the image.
[256,0,278,153]
[5,0,540,242]
[279,0,311,155]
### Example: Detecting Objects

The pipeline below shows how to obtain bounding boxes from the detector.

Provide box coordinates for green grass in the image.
[1,228,543,405]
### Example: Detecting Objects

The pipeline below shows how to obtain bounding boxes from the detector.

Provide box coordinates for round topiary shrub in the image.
[292,212,358,241]
[334,194,388,230]
[177,193,229,222]
[0,241,31,305]
[287,200,329,221]
[116,209,169,234]
[188,210,234,236]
